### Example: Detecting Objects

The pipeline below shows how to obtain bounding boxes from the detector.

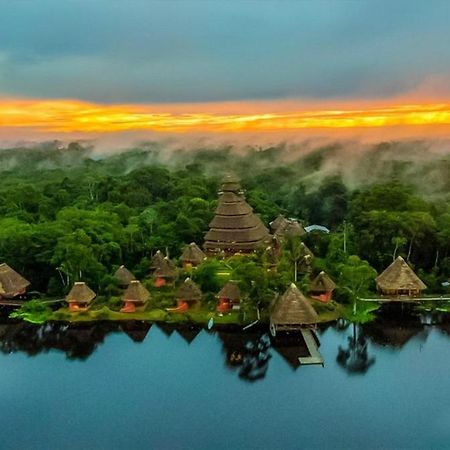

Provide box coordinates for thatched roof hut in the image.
[310,271,336,292]
[114,265,135,287]
[154,257,176,279]
[150,250,165,270]
[204,175,269,255]
[376,256,427,296]
[270,214,289,233]
[66,282,96,306]
[217,281,241,303]
[122,280,150,304]
[0,263,30,298]
[275,219,306,239]
[176,278,202,302]
[271,283,319,329]
[180,242,206,266]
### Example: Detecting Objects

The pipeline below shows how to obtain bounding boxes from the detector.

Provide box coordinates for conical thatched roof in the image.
[176,278,202,301]
[66,282,96,304]
[154,257,176,279]
[114,265,135,286]
[310,271,336,292]
[271,283,319,325]
[376,256,427,291]
[123,280,150,303]
[216,281,241,301]
[150,250,165,270]
[204,176,269,253]
[0,263,30,296]
[181,243,206,265]
[220,173,243,194]
[270,214,289,233]
[275,219,306,238]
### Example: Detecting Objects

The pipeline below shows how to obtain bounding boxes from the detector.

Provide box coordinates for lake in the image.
[1,311,450,449]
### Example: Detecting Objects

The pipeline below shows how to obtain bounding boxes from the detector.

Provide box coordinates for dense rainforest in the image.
[0,140,449,302]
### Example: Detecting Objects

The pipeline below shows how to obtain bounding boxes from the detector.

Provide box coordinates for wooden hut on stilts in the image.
[0,263,30,300]
[66,282,96,312]
[376,256,427,298]
[270,283,319,333]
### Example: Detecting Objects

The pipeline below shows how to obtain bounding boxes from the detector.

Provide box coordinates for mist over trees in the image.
[0,140,449,297]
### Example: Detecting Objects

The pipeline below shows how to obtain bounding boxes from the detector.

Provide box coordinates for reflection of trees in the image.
[0,320,119,360]
[337,324,375,374]
[219,331,271,382]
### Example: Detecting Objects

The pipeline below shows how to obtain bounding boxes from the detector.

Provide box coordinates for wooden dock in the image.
[359,296,450,303]
[299,329,324,366]
[0,298,65,307]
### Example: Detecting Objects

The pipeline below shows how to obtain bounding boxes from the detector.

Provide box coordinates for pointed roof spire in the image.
[271,283,319,325]
[122,280,151,303]
[376,256,427,291]
[66,282,96,304]
[114,265,135,286]
[310,271,336,292]
[0,263,30,297]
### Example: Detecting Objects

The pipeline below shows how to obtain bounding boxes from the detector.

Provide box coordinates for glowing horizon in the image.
[3,97,450,136]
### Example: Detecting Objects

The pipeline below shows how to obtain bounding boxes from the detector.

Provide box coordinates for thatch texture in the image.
[270,214,289,233]
[114,265,135,286]
[376,256,427,292]
[275,219,306,238]
[204,180,269,254]
[176,278,202,302]
[123,280,150,303]
[0,263,30,297]
[310,271,336,292]
[217,281,241,302]
[271,283,319,325]
[154,257,176,279]
[180,243,206,265]
[150,250,165,270]
[66,282,96,304]
[220,174,242,194]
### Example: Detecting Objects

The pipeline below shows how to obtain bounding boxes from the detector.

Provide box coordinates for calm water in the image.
[1,312,450,450]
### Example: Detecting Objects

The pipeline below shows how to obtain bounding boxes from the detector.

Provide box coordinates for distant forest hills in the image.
[1,139,450,198]
[0,139,449,297]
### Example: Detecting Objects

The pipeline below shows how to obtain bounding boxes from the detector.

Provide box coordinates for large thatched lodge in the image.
[204,174,269,255]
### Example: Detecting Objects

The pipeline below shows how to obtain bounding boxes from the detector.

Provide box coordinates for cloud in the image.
[0,1,449,103]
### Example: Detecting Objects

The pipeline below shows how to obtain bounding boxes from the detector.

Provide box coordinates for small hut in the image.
[275,219,306,239]
[150,250,166,272]
[121,280,150,313]
[66,282,96,312]
[180,242,206,269]
[270,214,289,233]
[270,283,319,331]
[168,278,202,313]
[153,257,176,287]
[376,256,427,297]
[310,271,336,303]
[216,281,241,313]
[114,265,135,288]
[0,263,30,299]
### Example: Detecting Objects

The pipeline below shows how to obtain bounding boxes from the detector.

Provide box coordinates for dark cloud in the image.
[0,0,449,102]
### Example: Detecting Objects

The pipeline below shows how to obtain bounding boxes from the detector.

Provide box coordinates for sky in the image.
[1,0,450,141]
